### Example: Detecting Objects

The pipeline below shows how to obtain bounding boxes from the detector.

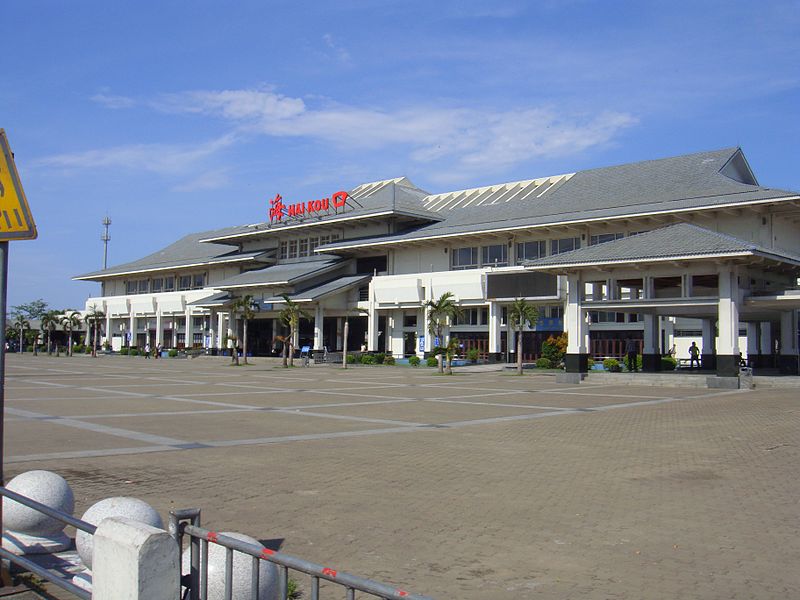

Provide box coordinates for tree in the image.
[11,299,48,321]
[229,295,257,365]
[425,292,463,373]
[61,312,82,357]
[40,311,60,355]
[508,298,540,375]
[279,295,309,368]
[12,314,30,353]
[444,336,460,375]
[84,305,105,357]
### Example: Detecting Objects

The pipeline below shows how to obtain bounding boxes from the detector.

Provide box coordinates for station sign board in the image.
[268,190,350,223]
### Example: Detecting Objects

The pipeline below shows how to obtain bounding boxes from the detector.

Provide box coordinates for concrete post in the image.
[155,312,163,347]
[104,313,111,347]
[564,273,589,374]
[716,268,740,377]
[128,313,135,347]
[217,312,225,349]
[779,310,799,374]
[367,282,378,351]
[185,307,193,349]
[313,304,324,350]
[488,301,501,362]
[759,322,772,355]
[92,517,179,600]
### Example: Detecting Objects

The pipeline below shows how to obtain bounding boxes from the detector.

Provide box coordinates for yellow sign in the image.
[0,129,37,241]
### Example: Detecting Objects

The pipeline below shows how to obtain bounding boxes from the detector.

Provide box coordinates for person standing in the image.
[624,337,638,372]
[144,342,151,359]
[689,341,700,368]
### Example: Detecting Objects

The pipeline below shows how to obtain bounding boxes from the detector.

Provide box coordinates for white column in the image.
[104,313,111,346]
[313,304,324,350]
[128,313,135,347]
[217,312,226,349]
[780,310,798,356]
[155,312,163,346]
[746,322,759,360]
[565,274,588,354]
[367,280,378,351]
[185,307,193,348]
[717,268,740,357]
[642,314,659,355]
[760,322,772,355]
[206,310,215,350]
[488,302,501,354]
[390,310,404,357]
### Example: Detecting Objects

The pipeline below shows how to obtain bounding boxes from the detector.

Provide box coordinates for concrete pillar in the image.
[421,304,430,355]
[565,273,589,373]
[92,517,179,600]
[185,307,193,349]
[128,313,135,347]
[642,313,660,372]
[367,280,378,351]
[716,268,740,377]
[155,312,163,347]
[701,318,716,370]
[313,304,324,350]
[206,310,215,351]
[217,312,226,349]
[778,310,799,374]
[760,322,772,355]
[488,302,501,362]
[104,313,111,347]
[390,310,404,357]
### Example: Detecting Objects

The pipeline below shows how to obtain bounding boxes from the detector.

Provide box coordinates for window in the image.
[192,333,204,346]
[151,278,163,293]
[516,241,546,264]
[451,247,479,270]
[178,275,192,291]
[330,234,340,242]
[137,279,149,293]
[164,276,175,292]
[455,309,480,325]
[193,273,205,289]
[549,306,563,319]
[126,281,137,294]
[501,306,507,326]
[481,244,508,267]
[309,237,319,254]
[193,317,205,328]
[288,240,298,259]
[551,237,581,255]
[319,235,331,246]
[590,232,624,245]
[176,333,185,348]
[403,314,417,328]
[279,241,288,259]
[299,239,309,257]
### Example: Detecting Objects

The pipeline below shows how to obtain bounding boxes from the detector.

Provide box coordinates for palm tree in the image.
[41,311,60,355]
[508,298,540,375]
[13,315,30,353]
[229,295,257,365]
[425,292,463,373]
[61,312,82,357]
[279,295,310,368]
[84,305,105,357]
[444,336,460,375]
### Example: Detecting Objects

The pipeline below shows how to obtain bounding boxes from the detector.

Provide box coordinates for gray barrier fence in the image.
[170,508,435,600]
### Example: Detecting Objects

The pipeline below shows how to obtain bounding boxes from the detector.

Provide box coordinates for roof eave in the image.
[72,255,261,281]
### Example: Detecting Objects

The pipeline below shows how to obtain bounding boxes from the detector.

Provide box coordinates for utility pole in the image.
[101,215,111,269]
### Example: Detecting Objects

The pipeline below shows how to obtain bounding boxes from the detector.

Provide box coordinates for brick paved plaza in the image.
[3,355,799,599]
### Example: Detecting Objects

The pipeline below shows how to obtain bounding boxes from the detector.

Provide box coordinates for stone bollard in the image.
[93,516,179,600]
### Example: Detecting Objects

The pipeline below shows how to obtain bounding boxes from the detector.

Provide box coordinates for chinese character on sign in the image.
[268,194,285,222]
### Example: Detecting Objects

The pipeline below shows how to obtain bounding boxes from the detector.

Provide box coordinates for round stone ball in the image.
[76,497,163,570]
[182,532,279,600]
[2,470,75,536]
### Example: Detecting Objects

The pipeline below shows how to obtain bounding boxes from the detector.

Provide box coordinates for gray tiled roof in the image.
[318,148,798,251]
[213,258,345,289]
[265,274,371,302]
[523,223,800,268]
[74,228,271,280]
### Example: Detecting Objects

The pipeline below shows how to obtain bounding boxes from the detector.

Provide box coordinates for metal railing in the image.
[0,486,94,599]
[170,509,434,600]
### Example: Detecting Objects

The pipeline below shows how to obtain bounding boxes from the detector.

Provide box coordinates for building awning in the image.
[266,275,371,303]
[187,292,232,307]
[214,258,346,290]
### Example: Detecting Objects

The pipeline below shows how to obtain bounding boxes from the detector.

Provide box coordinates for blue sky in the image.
[2,0,799,310]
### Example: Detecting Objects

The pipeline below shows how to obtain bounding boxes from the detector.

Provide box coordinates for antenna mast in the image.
[101,216,111,269]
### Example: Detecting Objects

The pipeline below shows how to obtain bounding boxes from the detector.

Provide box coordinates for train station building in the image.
[75,147,800,377]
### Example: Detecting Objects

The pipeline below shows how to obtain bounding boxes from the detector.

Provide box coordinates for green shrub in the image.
[373,353,385,364]
[383,355,396,365]
[603,358,621,372]
[85,346,93,354]
[536,357,552,369]
[408,355,421,366]
[587,358,595,369]
[431,345,446,356]
[119,347,129,355]
[661,356,677,371]
[168,349,179,358]
[466,348,480,362]
[73,344,85,354]
[541,333,568,365]
[129,348,139,356]
[25,345,34,352]
[346,354,356,364]
[360,354,377,365]
[426,357,438,367]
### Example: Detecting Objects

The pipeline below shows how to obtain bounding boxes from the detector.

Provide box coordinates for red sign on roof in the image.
[268,191,349,223]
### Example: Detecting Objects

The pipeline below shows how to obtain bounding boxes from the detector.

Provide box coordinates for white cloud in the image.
[35,134,237,176]
[90,93,136,109]
[172,168,231,192]
[322,33,352,65]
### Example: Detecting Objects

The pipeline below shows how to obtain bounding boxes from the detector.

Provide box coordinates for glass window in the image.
[126,281,137,294]
[319,235,331,246]
[288,240,298,259]
[451,247,479,270]
[193,273,205,289]
[330,234,340,242]
[164,276,175,292]
[151,278,163,293]
[455,309,479,325]
[178,275,192,291]
[481,244,508,267]
[279,241,288,259]
[403,314,417,327]
[516,241,546,264]
[138,279,149,293]
[309,237,319,254]
[192,333,203,346]
[551,237,581,255]
[299,238,309,257]
[193,317,204,328]
[590,232,624,245]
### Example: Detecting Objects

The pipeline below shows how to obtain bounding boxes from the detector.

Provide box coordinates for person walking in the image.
[624,337,638,372]
[144,342,151,359]
[689,341,701,368]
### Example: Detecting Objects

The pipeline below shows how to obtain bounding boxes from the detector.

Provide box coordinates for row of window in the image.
[125,274,206,295]
[279,234,341,260]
